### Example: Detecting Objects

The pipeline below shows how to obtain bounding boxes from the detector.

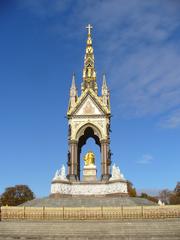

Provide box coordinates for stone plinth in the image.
[51,179,128,196]
[83,164,97,182]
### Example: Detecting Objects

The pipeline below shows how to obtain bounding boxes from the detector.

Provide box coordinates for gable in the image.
[75,96,103,116]
[67,88,110,117]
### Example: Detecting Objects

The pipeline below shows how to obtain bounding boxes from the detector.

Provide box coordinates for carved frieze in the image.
[51,181,128,195]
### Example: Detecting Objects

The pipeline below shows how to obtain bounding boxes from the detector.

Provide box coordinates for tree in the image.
[174,182,180,194]
[1,185,35,206]
[140,192,158,203]
[169,182,180,205]
[169,194,180,205]
[159,189,171,204]
[158,183,180,205]
[127,181,137,197]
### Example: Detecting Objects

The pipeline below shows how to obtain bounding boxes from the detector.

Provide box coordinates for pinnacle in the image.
[71,73,76,88]
[102,74,108,89]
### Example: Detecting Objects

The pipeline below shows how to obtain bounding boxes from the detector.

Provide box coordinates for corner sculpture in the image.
[51,24,128,196]
[53,165,68,181]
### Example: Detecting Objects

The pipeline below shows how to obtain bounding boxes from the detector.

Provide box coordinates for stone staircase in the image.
[0,219,180,239]
[21,195,156,207]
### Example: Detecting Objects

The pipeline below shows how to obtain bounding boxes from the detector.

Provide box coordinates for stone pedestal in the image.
[51,179,128,196]
[51,163,128,196]
[83,164,97,182]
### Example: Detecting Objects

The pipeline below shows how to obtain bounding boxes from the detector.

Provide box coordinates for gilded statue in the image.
[83,151,95,166]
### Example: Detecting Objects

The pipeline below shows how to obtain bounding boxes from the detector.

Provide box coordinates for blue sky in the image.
[0,0,180,197]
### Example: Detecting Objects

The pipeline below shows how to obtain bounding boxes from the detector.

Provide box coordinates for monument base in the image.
[51,179,128,196]
[83,164,97,182]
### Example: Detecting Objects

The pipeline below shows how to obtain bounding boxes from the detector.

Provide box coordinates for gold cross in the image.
[86,24,93,35]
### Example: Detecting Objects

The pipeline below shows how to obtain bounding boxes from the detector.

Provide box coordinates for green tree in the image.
[127,181,137,197]
[1,185,35,206]
[140,192,158,203]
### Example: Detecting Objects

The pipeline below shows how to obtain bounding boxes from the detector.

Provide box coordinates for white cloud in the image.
[86,0,180,125]
[17,0,180,127]
[160,109,180,128]
[137,154,153,164]
[112,45,180,118]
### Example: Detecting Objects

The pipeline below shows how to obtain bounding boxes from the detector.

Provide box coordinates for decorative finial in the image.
[86,24,93,35]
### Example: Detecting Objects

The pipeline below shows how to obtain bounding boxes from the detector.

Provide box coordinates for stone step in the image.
[0,235,179,240]
[0,219,179,240]
[21,196,156,207]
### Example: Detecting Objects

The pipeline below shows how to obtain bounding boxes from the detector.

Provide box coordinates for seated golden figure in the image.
[83,151,95,166]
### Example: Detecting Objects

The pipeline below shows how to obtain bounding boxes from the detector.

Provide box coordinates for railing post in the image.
[84,207,86,220]
[23,206,26,219]
[101,206,103,219]
[121,206,123,219]
[63,206,64,220]
[43,206,45,220]
[141,206,144,218]
[4,205,7,220]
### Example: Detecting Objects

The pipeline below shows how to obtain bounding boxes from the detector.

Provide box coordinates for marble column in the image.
[68,140,78,181]
[101,139,111,181]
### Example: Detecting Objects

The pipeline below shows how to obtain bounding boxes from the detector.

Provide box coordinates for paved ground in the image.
[0,218,180,239]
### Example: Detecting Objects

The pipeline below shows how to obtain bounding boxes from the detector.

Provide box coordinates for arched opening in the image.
[80,138,101,180]
[77,127,101,180]
[68,123,110,182]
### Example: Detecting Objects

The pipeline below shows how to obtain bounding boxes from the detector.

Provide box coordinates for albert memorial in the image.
[51,24,128,197]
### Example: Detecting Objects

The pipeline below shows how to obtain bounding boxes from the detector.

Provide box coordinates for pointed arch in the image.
[75,123,102,142]
[75,123,102,180]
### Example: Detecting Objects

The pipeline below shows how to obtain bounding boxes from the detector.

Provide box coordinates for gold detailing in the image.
[82,24,97,93]
[84,151,95,166]
[67,88,110,117]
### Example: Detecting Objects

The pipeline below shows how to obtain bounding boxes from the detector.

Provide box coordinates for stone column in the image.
[68,140,78,181]
[101,139,111,181]
[77,147,81,180]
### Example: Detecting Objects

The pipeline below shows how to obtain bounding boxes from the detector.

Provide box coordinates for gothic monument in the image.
[51,25,128,196]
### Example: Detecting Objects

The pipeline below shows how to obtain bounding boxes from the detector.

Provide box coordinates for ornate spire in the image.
[81,24,98,94]
[70,72,76,91]
[102,73,107,89]
[101,74,110,108]
[70,73,78,108]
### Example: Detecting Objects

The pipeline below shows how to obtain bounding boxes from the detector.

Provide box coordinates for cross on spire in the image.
[86,24,93,35]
